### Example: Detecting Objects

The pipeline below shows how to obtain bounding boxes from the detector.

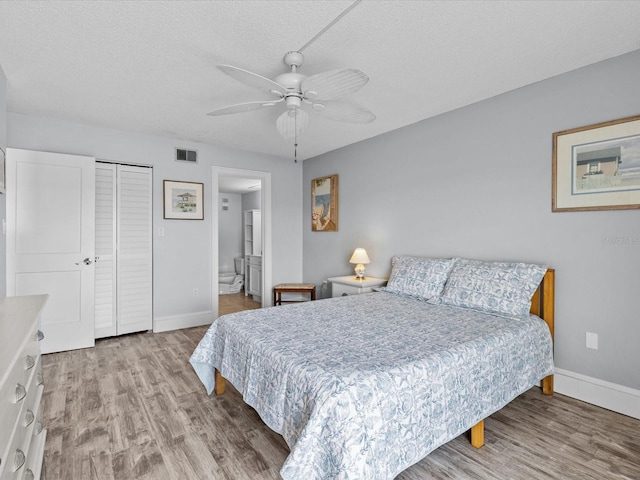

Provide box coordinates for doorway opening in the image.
[211,166,272,319]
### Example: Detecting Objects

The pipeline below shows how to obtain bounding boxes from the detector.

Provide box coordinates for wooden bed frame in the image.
[469,267,555,447]
[213,268,555,450]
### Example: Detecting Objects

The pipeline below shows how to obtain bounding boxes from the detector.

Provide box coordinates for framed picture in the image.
[553,114,640,212]
[163,180,204,220]
[311,174,338,231]
[0,148,5,194]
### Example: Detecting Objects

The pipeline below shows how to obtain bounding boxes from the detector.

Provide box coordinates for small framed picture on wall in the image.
[311,174,338,231]
[163,180,204,220]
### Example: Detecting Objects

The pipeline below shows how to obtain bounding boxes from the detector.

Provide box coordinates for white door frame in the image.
[211,166,272,318]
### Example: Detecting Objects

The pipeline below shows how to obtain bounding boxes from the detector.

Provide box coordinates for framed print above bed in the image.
[553,114,640,212]
[163,180,204,220]
[311,174,338,231]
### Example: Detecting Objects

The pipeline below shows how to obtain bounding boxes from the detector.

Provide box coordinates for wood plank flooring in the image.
[218,291,261,316]
[41,320,640,479]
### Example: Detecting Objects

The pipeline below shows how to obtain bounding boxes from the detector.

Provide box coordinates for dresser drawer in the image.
[0,295,48,480]
[0,342,39,465]
[0,378,43,480]
[332,283,373,297]
[0,401,30,480]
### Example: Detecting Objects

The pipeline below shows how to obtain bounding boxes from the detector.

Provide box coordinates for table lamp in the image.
[349,248,370,279]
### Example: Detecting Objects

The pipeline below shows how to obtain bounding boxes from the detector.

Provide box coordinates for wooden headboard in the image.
[529,268,555,395]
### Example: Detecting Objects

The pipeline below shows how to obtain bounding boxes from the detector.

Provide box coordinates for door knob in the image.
[75,257,93,265]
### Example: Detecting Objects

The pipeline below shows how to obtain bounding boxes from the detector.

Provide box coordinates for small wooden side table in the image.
[273,283,316,306]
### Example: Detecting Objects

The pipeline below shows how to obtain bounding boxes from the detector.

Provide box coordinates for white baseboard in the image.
[153,310,214,333]
[554,368,640,420]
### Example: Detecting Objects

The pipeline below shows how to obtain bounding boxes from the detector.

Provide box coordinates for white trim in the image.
[153,310,214,333]
[555,368,640,420]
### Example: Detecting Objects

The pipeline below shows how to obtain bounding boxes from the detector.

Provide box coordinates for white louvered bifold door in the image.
[116,165,153,335]
[95,163,152,338]
[95,164,117,338]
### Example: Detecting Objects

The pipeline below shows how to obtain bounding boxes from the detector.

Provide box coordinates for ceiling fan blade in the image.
[207,99,282,116]
[312,100,376,123]
[276,109,309,139]
[302,69,369,101]
[218,65,286,95]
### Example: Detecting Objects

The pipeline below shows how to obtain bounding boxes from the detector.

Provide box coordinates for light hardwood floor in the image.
[218,291,261,316]
[41,319,640,479]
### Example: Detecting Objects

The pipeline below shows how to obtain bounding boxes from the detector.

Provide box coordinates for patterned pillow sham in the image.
[435,258,547,318]
[382,256,455,301]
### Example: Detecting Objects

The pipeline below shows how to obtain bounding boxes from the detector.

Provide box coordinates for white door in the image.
[95,163,153,338]
[7,148,96,354]
[116,164,153,334]
[95,163,117,337]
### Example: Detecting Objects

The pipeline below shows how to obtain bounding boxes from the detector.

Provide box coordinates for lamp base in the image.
[354,264,366,279]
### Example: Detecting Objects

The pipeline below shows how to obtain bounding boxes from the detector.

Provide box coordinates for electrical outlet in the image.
[193,288,199,297]
[586,332,598,350]
[158,227,165,237]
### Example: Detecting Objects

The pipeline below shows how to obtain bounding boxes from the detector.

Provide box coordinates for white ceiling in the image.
[1,1,639,162]
[218,176,261,195]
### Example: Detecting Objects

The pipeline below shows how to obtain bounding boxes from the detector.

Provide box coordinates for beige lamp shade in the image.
[349,248,370,265]
[349,248,370,279]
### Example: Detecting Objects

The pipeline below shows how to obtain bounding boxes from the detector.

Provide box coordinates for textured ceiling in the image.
[0,1,639,162]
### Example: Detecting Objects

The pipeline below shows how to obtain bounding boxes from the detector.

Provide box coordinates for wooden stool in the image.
[273,283,316,306]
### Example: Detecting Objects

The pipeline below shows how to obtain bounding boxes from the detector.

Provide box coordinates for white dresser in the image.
[0,295,48,480]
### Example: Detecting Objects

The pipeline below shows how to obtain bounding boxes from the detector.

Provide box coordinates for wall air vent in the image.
[176,148,197,164]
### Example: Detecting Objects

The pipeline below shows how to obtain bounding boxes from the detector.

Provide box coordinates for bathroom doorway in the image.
[211,166,272,319]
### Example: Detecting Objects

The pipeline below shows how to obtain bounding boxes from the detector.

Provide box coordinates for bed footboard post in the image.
[470,420,484,448]
[542,269,555,396]
[214,369,226,395]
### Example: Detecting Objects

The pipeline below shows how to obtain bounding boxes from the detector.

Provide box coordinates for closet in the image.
[95,163,153,338]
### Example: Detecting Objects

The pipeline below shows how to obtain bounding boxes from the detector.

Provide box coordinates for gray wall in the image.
[242,190,261,211]
[303,49,640,391]
[0,65,6,297]
[218,192,242,273]
[8,112,303,319]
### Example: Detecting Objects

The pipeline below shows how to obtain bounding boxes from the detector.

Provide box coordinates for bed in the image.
[190,257,555,479]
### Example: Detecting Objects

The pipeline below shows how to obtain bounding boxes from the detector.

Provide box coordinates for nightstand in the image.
[328,275,387,297]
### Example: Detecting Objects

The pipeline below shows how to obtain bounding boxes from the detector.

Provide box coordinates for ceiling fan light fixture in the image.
[277,109,309,140]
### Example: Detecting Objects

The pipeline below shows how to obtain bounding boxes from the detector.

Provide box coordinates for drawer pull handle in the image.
[15,384,27,403]
[24,468,35,480]
[38,330,44,341]
[25,355,36,370]
[14,449,26,472]
[24,409,35,427]
[37,372,44,386]
[35,420,44,435]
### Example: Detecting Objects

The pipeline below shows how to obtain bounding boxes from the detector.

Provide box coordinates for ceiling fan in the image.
[207,50,376,141]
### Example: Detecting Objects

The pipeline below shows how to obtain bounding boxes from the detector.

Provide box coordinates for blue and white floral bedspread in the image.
[190,292,554,480]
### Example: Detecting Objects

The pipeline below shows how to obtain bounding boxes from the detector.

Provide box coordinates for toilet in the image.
[219,257,245,294]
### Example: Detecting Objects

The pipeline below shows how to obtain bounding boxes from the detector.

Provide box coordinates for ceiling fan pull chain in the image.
[298,0,363,53]
[294,113,298,163]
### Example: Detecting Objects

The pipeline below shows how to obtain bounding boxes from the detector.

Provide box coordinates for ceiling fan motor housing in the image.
[283,51,304,68]
[275,69,306,110]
